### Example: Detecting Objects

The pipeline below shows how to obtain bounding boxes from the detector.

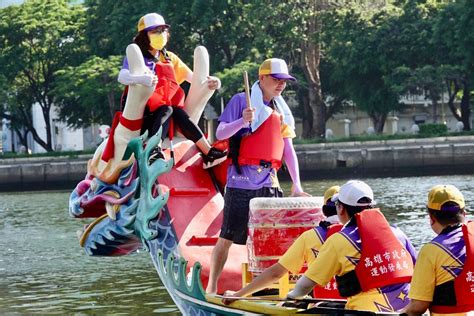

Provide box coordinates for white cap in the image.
[331,180,374,207]
[259,58,296,81]
[137,13,169,32]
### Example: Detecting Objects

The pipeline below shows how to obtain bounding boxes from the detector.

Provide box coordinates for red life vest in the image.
[431,222,474,314]
[238,111,284,169]
[146,61,185,111]
[313,223,344,299]
[355,209,413,291]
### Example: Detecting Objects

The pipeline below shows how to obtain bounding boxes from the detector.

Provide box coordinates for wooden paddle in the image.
[214,295,397,315]
[243,71,251,109]
[215,294,346,304]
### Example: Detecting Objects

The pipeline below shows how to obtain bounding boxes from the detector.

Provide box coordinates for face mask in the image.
[149,33,167,50]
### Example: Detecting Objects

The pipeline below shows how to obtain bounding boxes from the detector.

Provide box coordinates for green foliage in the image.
[2,0,473,148]
[160,1,257,70]
[54,55,123,128]
[323,8,404,133]
[84,1,257,71]
[215,61,259,103]
[389,65,445,104]
[419,123,448,136]
[0,0,88,151]
[83,0,154,57]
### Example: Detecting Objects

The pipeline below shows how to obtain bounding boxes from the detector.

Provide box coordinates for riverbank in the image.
[295,135,474,179]
[1,135,473,192]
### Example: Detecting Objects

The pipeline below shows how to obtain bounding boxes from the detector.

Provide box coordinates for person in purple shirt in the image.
[206,58,310,294]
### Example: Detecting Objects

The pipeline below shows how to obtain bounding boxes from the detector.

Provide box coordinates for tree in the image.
[0,75,34,150]
[389,0,472,130]
[390,65,446,123]
[323,8,404,133]
[432,0,473,130]
[83,1,258,116]
[243,1,326,138]
[54,56,123,128]
[84,0,155,58]
[244,1,388,138]
[214,61,260,104]
[158,1,257,71]
[0,0,87,151]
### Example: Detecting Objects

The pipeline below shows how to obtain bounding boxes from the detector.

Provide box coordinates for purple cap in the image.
[271,73,296,81]
[259,58,297,82]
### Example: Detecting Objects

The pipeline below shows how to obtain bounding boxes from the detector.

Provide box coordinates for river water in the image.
[1,175,473,315]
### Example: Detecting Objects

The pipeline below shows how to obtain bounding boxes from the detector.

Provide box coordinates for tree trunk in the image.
[461,79,471,131]
[432,99,438,123]
[300,8,325,139]
[42,106,53,151]
[14,128,29,152]
[446,79,461,121]
[17,104,53,152]
[370,113,387,133]
[300,88,313,138]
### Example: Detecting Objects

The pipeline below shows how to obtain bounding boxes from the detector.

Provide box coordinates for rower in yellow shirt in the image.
[405,185,474,316]
[287,180,417,313]
[222,186,342,304]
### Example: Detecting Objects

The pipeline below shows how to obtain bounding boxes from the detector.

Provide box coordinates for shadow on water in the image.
[1,174,473,314]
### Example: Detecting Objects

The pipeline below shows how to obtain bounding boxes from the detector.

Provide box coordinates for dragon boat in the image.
[69,44,404,315]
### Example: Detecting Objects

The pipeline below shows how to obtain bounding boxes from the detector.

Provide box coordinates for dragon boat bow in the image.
[68,44,407,316]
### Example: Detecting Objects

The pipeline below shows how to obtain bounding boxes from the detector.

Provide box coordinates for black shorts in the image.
[219,187,283,245]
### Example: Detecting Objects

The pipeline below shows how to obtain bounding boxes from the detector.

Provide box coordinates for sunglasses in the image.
[150,27,169,34]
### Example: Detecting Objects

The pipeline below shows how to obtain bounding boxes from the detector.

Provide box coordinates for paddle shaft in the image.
[216,295,346,304]
[215,296,397,315]
[243,71,251,109]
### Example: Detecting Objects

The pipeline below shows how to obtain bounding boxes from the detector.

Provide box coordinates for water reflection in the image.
[0,191,180,315]
[0,175,472,314]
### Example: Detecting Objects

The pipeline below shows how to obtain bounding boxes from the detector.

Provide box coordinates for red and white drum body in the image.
[247,197,325,275]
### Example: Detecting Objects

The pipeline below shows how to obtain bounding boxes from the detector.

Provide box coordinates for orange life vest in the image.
[313,223,344,299]
[238,111,284,169]
[146,61,185,111]
[430,222,474,314]
[355,209,413,291]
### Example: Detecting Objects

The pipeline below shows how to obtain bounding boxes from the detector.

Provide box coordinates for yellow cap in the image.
[427,185,465,211]
[324,186,340,205]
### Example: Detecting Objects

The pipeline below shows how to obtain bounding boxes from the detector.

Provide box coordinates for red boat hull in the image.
[158,140,246,293]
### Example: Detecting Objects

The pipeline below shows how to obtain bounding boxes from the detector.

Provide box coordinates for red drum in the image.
[247,197,325,274]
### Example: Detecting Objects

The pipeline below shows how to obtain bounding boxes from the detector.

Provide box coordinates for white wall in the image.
[31,103,85,153]
[32,103,47,153]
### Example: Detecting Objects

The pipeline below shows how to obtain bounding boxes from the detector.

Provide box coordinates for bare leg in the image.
[206,237,233,294]
[195,136,211,155]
